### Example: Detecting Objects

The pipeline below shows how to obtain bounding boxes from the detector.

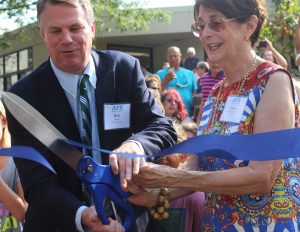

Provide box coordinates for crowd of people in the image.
[143,33,292,127]
[2,0,300,232]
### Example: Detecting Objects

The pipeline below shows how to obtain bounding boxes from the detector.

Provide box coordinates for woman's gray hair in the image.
[37,0,94,25]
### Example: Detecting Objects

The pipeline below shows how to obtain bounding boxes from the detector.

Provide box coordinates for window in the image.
[0,48,33,91]
[5,53,18,74]
[0,58,3,76]
[107,44,153,74]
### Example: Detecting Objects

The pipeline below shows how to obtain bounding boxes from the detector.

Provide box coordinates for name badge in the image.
[220,96,247,124]
[104,103,131,130]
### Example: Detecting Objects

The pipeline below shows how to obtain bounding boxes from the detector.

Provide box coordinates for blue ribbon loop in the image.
[0,146,56,173]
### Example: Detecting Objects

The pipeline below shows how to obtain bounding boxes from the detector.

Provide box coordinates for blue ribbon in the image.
[0,146,56,173]
[67,128,300,161]
[4,128,300,176]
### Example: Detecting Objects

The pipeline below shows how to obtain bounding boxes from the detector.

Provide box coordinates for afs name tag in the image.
[220,96,247,124]
[104,103,131,130]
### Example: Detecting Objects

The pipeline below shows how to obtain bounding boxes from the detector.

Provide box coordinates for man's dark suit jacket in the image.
[6,50,177,232]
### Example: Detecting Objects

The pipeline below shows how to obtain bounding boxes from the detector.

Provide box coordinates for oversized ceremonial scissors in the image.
[2,92,134,231]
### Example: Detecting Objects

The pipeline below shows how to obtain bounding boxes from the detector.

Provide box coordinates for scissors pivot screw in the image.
[85,165,94,173]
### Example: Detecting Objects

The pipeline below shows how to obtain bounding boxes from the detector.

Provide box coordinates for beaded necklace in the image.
[205,56,257,134]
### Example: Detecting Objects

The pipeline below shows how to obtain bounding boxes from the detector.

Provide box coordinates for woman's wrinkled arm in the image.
[132,71,294,196]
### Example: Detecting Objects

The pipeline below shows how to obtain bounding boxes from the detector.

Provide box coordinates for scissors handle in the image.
[87,183,134,231]
[77,156,134,231]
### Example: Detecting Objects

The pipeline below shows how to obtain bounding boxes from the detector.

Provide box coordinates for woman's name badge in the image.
[104,103,131,130]
[220,96,247,123]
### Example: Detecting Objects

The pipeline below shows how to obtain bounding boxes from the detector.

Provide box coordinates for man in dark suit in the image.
[6,0,177,231]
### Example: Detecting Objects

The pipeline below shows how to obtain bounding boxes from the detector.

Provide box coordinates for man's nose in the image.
[61,30,73,44]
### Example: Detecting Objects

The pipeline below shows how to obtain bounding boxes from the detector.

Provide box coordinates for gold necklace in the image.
[206,56,257,134]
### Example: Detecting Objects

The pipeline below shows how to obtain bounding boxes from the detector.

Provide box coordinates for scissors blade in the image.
[2,92,82,170]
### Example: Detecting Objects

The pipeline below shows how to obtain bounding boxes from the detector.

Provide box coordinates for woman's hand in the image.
[126,181,160,208]
[131,163,176,188]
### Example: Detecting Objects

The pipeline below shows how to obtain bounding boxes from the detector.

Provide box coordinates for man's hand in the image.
[81,206,124,232]
[165,68,176,82]
[109,141,145,189]
[161,67,176,89]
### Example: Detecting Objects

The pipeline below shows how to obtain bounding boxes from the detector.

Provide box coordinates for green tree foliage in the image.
[0,0,171,50]
[92,0,171,32]
[0,0,36,49]
[260,0,300,69]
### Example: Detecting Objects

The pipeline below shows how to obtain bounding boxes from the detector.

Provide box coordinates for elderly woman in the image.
[128,0,300,231]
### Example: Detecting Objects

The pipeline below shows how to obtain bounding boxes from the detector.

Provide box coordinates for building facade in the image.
[0,0,275,91]
[0,5,204,91]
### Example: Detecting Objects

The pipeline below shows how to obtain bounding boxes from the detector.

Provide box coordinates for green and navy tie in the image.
[79,74,93,157]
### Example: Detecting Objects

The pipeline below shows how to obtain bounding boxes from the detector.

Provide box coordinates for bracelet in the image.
[149,187,170,220]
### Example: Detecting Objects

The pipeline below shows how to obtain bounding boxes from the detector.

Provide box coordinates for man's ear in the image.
[91,21,96,39]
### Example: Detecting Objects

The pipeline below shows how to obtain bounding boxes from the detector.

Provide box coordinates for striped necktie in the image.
[79,74,93,157]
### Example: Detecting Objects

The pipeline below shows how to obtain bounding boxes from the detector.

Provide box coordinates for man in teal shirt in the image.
[157,46,198,115]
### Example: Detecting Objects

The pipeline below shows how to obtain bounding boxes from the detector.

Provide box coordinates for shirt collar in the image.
[50,54,97,98]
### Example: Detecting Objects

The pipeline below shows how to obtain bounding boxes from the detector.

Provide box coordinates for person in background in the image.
[260,38,288,69]
[200,58,224,104]
[149,121,204,232]
[181,121,198,139]
[145,74,161,94]
[196,58,224,124]
[161,89,188,122]
[0,101,27,232]
[129,0,300,231]
[6,0,177,231]
[192,61,209,122]
[183,47,201,71]
[145,74,165,114]
[194,61,209,86]
[157,46,198,116]
[295,16,300,68]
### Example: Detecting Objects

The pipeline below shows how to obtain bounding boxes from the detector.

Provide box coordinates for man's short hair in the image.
[37,0,94,25]
[167,46,181,55]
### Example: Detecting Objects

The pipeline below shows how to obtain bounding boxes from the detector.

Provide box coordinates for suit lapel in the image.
[39,61,81,142]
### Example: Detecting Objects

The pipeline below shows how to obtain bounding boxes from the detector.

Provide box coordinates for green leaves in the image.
[260,0,300,70]
[92,0,170,32]
[0,0,171,50]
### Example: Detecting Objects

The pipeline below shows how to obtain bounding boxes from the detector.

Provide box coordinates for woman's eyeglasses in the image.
[165,98,179,105]
[191,16,236,37]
